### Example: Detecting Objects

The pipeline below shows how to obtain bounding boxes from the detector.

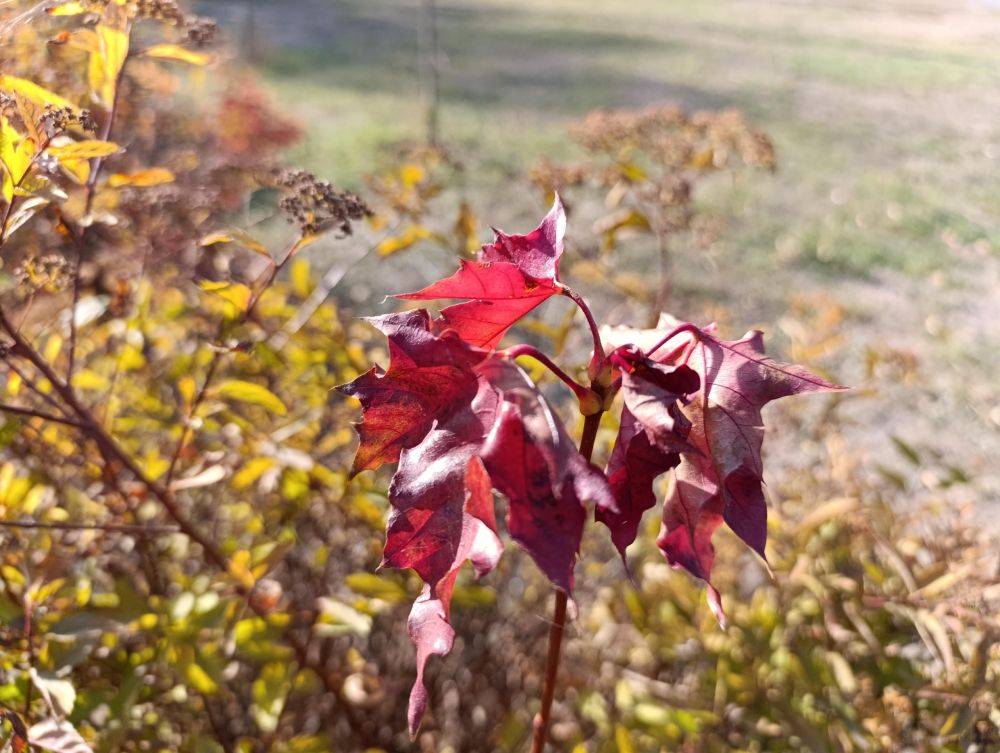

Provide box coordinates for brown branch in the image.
[0,519,177,534]
[0,402,85,428]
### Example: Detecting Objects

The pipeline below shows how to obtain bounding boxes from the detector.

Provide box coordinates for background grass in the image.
[200,0,1000,516]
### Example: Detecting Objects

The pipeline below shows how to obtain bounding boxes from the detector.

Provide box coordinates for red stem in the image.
[529,409,602,752]
[560,287,604,369]
[502,344,589,400]
[645,322,702,359]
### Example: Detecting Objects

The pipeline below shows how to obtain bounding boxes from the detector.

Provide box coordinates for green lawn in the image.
[211,0,1000,518]
[234,0,1000,278]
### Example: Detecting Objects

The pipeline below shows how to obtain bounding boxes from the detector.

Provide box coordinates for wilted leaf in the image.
[27,718,93,753]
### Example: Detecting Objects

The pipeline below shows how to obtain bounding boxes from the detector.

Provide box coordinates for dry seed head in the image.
[275,169,372,237]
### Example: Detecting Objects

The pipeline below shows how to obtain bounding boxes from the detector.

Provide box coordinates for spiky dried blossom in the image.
[276,169,372,237]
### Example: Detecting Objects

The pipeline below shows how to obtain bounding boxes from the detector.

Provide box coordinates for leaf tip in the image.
[707,584,727,629]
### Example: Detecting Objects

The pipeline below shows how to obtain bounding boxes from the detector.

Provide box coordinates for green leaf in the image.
[344,572,407,603]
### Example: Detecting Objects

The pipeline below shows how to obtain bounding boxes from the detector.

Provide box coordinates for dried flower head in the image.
[41,105,97,137]
[135,0,185,24]
[184,16,218,47]
[529,158,587,198]
[275,169,371,237]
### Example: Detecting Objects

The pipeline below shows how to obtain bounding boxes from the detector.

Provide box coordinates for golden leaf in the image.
[48,139,120,160]
[144,44,212,66]
[199,228,271,258]
[214,380,288,416]
[46,1,87,15]
[107,167,174,187]
[376,224,439,256]
[0,76,77,111]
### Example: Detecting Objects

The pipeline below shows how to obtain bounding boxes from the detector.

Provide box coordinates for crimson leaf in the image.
[335,309,485,475]
[405,458,501,737]
[384,380,500,587]
[479,359,616,592]
[597,346,699,560]
[654,324,845,619]
[396,197,566,349]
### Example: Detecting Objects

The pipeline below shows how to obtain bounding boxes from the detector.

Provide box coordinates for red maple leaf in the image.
[396,197,566,349]
[598,407,680,559]
[384,380,500,586]
[651,324,845,621]
[405,458,501,737]
[343,315,617,734]
[597,346,699,560]
[479,359,616,592]
[335,309,485,475]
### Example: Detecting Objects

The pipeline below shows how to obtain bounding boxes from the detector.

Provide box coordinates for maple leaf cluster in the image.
[337,198,844,734]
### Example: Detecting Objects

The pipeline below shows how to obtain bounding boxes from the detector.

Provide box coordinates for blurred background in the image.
[201,0,1000,512]
[0,1,997,752]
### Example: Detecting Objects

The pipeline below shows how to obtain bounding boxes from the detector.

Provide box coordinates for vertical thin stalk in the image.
[419,0,441,146]
[529,410,602,753]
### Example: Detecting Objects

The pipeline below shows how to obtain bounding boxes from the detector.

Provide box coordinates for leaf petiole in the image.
[500,344,592,403]
[645,321,703,359]
[560,286,605,374]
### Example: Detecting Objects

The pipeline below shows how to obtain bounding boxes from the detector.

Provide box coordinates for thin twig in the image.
[0,519,178,533]
[0,402,85,428]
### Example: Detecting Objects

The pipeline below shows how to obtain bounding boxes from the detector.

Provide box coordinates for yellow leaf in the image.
[90,24,129,107]
[48,139,120,161]
[289,258,313,298]
[0,76,77,111]
[454,200,479,255]
[344,573,407,603]
[177,375,196,405]
[144,44,212,66]
[71,369,110,391]
[47,1,87,16]
[399,163,425,186]
[232,457,276,490]
[1,116,36,202]
[228,549,256,589]
[198,280,250,314]
[289,232,320,257]
[184,662,219,694]
[376,224,436,256]
[199,229,271,258]
[215,380,287,416]
[107,168,174,187]
[42,334,63,363]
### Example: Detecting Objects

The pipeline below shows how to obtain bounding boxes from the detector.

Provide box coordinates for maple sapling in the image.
[338,195,845,747]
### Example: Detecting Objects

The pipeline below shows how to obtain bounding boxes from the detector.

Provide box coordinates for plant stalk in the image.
[529,409,602,752]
